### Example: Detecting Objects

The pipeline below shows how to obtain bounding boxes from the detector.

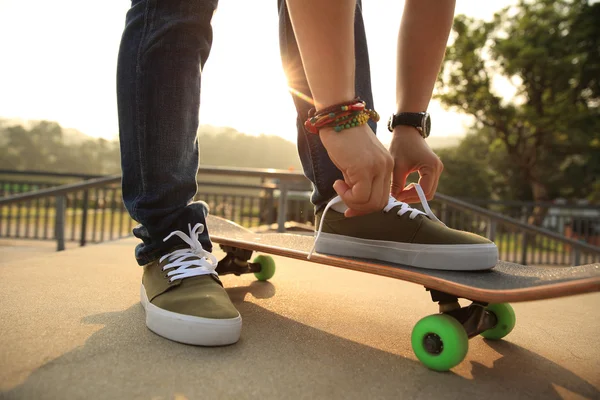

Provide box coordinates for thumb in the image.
[390,164,409,199]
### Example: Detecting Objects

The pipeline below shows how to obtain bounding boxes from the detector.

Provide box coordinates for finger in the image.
[341,169,350,185]
[419,158,443,201]
[368,171,385,210]
[390,164,410,199]
[344,208,370,218]
[344,172,390,217]
[341,178,372,208]
[416,165,437,200]
[396,183,420,204]
[398,162,441,204]
[333,179,351,199]
[335,177,378,217]
[382,159,393,206]
[428,158,443,200]
[425,171,440,201]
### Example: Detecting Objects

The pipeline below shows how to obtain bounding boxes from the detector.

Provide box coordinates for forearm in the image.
[396,0,455,113]
[285,0,356,110]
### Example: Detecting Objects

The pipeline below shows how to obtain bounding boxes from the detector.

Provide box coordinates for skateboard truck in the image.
[216,245,277,281]
[216,245,262,276]
[427,289,498,338]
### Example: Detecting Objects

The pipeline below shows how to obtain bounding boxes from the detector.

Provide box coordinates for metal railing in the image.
[427,195,600,266]
[0,167,309,251]
[1,168,599,265]
[459,198,600,246]
[0,170,103,197]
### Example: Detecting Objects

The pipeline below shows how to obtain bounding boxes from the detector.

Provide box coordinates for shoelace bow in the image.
[160,223,218,282]
[309,183,443,259]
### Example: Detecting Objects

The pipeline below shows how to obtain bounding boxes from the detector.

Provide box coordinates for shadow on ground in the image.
[3,282,598,400]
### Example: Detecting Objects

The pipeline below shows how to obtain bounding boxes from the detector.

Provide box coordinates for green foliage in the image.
[197,126,302,170]
[0,120,120,175]
[0,120,302,175]
[436,0,600,202]
[435,132,493,200]
[436,128,532,200]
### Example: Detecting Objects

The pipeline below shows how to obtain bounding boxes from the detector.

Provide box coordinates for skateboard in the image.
[209,215,600,372]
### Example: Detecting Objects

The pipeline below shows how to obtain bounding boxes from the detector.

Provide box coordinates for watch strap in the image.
[390,113,423,129]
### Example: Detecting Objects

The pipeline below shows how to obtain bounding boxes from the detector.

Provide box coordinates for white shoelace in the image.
[160,223,218,282]
[308,183,443,259]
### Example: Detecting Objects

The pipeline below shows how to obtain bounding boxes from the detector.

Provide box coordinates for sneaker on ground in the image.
[140,223,242,346]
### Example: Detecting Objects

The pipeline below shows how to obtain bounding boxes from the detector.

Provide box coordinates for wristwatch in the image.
[387,112,431,138]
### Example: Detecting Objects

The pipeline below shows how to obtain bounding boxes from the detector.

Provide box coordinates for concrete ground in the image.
[0,238,78,263]
[1,238,598,399]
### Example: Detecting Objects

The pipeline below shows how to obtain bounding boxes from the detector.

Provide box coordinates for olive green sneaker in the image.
[312,185,498,271]
[140,223,241,346]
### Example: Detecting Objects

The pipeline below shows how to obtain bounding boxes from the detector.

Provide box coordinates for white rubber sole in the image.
[140,285,242,346]
[315,233,498,271]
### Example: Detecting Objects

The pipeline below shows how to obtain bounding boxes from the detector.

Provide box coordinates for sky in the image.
[0,0,512,145]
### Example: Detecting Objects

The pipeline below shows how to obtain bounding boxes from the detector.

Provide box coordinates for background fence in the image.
[1,168,599,266]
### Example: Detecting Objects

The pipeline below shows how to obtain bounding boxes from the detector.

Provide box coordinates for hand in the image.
[389,125,443,203]
[320,124,394,217]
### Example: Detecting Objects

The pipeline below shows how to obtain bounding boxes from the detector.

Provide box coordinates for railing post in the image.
[487,219,497,242]
[55,195,66,251]
[520,230,528,266]
[277,183,289,233]
[80,189,89,247]
[440,203,448,225]
[266,187,275,225]
[572,247,581,266]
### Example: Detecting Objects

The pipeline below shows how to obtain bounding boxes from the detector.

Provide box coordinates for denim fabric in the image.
[117,0,375,265]
[278,0,376,210]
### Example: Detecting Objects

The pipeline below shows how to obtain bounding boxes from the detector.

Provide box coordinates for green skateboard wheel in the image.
[411,314,469,371]
[253,255,276,281]
[481,303,516,340]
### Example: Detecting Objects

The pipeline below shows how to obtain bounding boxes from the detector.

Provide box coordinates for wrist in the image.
[320,125,359,139]
[387,111,431,138]
[392,125,424,138]
[314,92,356,112]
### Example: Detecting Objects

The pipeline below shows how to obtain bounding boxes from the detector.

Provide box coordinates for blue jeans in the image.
[117,0,376,265]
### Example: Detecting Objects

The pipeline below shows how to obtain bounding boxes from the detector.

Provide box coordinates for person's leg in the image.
[280,0,497,271]
[117,0,241,346]
[277,0,376,212]
[117,0,216,266]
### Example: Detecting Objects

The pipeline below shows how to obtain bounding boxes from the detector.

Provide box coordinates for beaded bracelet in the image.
[304,98,380,134]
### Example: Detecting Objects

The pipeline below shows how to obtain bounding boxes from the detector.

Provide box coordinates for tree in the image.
[436,0,600,214]
[0,120,121,175]
[0,120,303,176]
[435,132,493,199]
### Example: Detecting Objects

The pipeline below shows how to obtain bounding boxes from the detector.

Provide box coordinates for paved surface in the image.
[0,239,78,264]
[1,238,599,399]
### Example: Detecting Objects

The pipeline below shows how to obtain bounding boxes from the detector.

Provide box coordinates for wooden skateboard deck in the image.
[209,215,599,371]
[208,215,600,303]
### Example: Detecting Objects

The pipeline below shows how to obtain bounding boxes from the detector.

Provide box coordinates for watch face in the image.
[422,113,431,137]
